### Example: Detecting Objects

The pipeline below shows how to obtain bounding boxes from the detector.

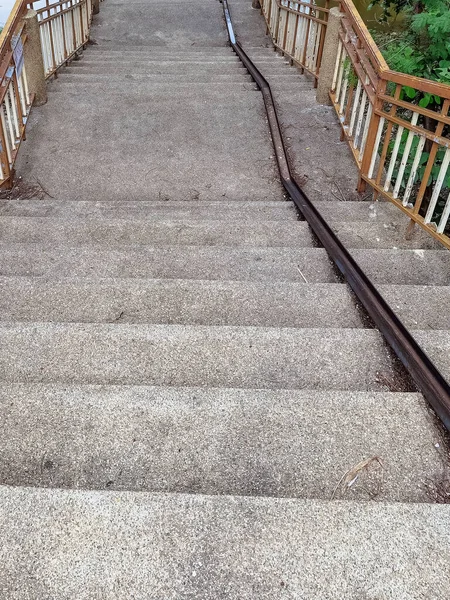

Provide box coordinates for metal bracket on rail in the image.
[220,0,450,430]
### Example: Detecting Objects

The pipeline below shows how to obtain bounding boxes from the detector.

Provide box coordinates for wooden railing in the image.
[331,0,450,248]
[0,0,33,185]
[0,0,96,187]
[27,0,93,79]
[260,0,330,83]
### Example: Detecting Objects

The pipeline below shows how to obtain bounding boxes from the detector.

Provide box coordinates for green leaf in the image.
[404,86,416,99]
[418,94,431,108]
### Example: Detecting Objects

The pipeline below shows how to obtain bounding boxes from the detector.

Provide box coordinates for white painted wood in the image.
[0,108,11,165]
[359,102,373,162]
[332,40,342,91]
[334,46,346,101]
[384,124,404,192]
[424,147,450,223]
[21,66,30,107]
[349,79,362,136]
[4,90,17,148]
[393,113,419,199]
[402,135,427,206]
[437,191,450,234]
[354,88,368,151]
[368,117,385,179]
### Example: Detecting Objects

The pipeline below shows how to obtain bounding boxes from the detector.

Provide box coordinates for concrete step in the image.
[48,81,260,95]
[0,215,440,250]
[0,278,362,328]
[1,487,449,599]
[0,323,405,390]
[378,285,450,330]
[0,244,336,282]
[68,62,301,75]
[1,244,448,285]
[87,47,238,56]
[413,330,450,383]
[57,72,305,86]
[0,384,442,502]
[67,63,247,74]
[78,55,242,63]
[312,199,400,220]
[331,221,442,250]
[1,276,447,330]
[0,198,397,222]
[57,72,254,82]
[0,199,295,219]
[0,217,313,248]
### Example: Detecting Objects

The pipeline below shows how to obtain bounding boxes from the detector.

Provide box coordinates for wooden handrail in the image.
[339,0,388,71]
[0,0,27,60]
[339,0,450,98]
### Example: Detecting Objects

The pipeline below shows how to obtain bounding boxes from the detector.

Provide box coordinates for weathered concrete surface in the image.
[0,385,444,502]
[1,0,449,596]
[93,0,228,47]
[2,276,449,329]
[0,217,315,247]
[1,243,448,284]
[0,278,364,328]
[0,323,405,390]
[0,214,439,249]
[16,84,281,202]
[23,10,47,106]
[0,199,297,219]
[1,487,450,600]
[316,7,344,105]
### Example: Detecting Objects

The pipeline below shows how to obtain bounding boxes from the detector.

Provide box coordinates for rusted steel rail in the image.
[221,0,450,430]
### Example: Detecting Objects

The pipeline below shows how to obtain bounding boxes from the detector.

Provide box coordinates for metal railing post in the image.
[23,9,47,106]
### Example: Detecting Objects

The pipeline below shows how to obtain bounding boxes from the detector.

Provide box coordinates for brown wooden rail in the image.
[260,0,330,83]
[331,0,450,248]
[0,0,96,187]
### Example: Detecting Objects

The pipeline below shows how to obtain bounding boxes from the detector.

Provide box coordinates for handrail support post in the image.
[23,9,47,107]
[316,7,343,105]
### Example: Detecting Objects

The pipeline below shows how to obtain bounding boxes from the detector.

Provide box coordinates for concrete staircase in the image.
[0,0,449,597]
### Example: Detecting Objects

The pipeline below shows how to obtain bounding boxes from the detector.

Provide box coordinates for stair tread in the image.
[0,384,442,502]
[1,243,448,285]
[0,217,313,247]
[0,486,449,599]
[0,276,448,329]
[0,322,411,390]
[0,278,362,328]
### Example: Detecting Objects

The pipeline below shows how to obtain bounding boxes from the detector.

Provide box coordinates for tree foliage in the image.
[369,0,450,84]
